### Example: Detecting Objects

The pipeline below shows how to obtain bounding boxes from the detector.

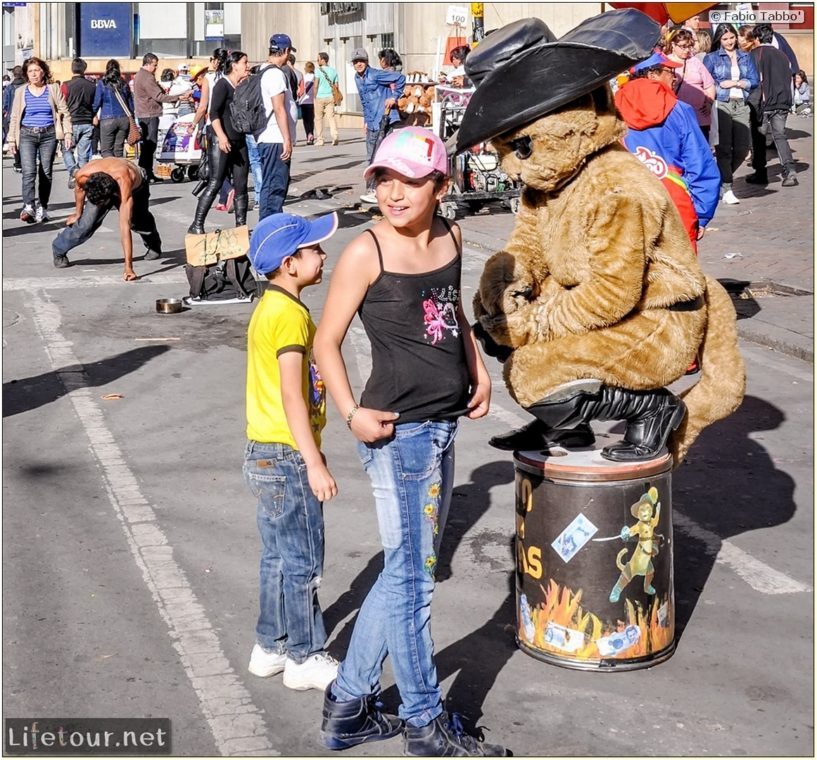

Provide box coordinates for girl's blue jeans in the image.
[331,420,457,727]
[244,441,327,664]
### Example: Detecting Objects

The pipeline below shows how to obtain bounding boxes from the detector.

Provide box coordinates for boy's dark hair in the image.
[85,172,121,207]
[71,58,87,76]
[142,53,158,66]
[318,52,329,64]
[160,68,175,83]
[754,24,774,45]
[265,251,301,280]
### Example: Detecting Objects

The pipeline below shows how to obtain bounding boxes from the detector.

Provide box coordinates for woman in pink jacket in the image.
[666,27,716,141]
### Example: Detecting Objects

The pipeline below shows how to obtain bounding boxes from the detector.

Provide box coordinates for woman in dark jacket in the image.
[187,51,250,234]
[703,24,759,204]
[92,59,134,158]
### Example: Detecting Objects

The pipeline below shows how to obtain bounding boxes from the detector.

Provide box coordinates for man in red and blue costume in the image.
[615,51,720,252]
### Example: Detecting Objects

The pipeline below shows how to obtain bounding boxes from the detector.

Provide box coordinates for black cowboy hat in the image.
[450,8,661,155]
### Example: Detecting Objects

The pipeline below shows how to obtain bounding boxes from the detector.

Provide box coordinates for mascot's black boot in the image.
[488,420,595,451]
[233,195,249,228]
[319,683,403,750]
[593,387,687,462]
[525,381,685,462]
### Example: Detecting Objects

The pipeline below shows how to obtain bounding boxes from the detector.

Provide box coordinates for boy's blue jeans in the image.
[244,440,327,664]
[331,420,457,727]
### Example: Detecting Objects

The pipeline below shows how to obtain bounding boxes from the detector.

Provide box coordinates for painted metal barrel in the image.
[513,445,675,671]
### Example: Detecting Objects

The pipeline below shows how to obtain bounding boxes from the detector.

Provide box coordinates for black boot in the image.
[488,419,595,452]
[596,387,686,462]
[404,712,509,757]
[319,683,402,751]
[233,194,249,228]
[187,195,211,235]
[525,381,685,462]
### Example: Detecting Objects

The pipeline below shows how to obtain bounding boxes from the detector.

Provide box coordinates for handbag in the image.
[319,67,343,106]
[112,86,142,145]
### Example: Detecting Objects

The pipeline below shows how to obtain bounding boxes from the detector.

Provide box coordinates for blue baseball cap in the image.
[269,33,296,53]
[630,50,682,75]
[249,212,338,275]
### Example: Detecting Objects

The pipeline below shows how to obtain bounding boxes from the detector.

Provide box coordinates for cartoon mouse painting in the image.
[609,487,662,602]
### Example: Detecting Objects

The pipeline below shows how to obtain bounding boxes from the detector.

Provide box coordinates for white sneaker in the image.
[248,643,287,677]
[722,190,740,205]
[359,192,378,204]
[282,652,339,691]
[35,206,49,223]
[19,204,35,223]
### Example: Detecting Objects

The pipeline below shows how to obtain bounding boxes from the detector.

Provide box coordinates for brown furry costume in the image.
[472,87,746,463]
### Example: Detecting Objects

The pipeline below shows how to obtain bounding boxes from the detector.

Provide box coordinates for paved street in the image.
[2,118,813,757]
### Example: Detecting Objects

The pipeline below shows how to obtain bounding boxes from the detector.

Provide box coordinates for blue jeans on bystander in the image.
[257,141,290,219]
[62,123,95,178]
[245,134,263,206]
[244,440,328,664]
[330,419,457,727]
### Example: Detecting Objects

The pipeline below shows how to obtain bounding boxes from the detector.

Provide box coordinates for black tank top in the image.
[358,221,470,423]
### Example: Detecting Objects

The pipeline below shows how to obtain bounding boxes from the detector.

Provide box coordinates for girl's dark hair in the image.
[378,48,402,70]
[160,68,175,82]
[449,45,471,64]
[372,167,447,192]
[23,56,52,84]
[224,51,247,76]
[85,172,121,207]
[796,69,808,84]
[103,59,123,87]
[211,47,229,72]
[712,23,739,51]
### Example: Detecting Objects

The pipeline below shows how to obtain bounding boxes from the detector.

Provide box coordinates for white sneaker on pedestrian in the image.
[248,644,287,677]
[722,190,740,205]
[282,652,338,691]
[359,192,378,204]
[20,204,35,223]
[35,206,49,223]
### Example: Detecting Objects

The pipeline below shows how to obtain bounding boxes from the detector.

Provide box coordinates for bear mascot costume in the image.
[452,9,745,466]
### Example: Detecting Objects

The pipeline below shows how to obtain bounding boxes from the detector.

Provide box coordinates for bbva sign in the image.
[90,19,118,29]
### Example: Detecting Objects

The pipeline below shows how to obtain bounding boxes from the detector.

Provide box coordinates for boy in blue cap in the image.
[244,211,340,691]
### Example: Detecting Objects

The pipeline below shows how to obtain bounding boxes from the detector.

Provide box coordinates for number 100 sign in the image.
[446,5,468,26]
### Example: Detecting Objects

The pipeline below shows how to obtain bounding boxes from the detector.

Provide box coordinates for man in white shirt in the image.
[257,33,298,219]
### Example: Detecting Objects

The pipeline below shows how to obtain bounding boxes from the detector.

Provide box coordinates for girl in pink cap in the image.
[314,127,506,756]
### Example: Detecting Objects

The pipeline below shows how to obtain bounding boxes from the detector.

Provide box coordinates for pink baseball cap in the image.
[363,127,449,181]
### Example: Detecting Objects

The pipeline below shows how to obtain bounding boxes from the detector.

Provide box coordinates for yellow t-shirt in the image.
[246,286,326,448]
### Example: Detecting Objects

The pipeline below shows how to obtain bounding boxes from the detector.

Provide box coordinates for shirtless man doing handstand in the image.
[52,157,163,281]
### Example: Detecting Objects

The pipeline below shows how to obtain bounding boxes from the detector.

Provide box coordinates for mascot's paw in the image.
[476,250,538,319]
[472,320,513,362]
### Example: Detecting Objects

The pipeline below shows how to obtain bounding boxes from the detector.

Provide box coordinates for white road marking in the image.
[4,272,188,291]
[673,511,811,595]
[27,290,278,757]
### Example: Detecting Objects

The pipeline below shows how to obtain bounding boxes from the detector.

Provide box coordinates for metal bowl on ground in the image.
[156,298,183,314]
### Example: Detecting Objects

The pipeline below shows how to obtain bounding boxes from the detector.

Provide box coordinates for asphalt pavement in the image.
[1,118,813,757]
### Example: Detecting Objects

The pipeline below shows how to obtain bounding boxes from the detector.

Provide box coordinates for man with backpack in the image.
[255,33,299,219]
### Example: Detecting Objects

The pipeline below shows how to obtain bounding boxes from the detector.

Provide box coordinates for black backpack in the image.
[231,64,299,136]
[185,258,259,302]
[231,64,275,136]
